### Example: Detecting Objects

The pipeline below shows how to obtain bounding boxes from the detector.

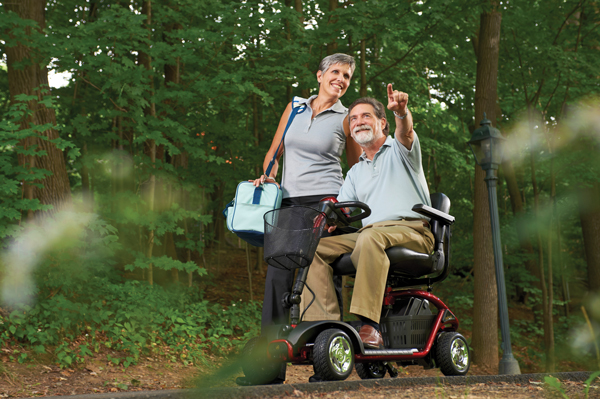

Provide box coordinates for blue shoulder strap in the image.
[253,99,307,205]
[264,98,307,177]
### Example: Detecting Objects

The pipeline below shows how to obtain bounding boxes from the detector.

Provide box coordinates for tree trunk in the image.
[164,19,183,285]
[546,152,556,372]
[294,0,304,23]
[81,142,93,211]
[165,180,180,285]
[284,0,293,101]
[502,158,541,303]
[294,0,309,99]
[471,9,501,371]
[246,243,254,300]
[326,0,338,55]
[580,182,600,293]
[5,0,72,217]
[140,0,156,285]
[360,39,367,97]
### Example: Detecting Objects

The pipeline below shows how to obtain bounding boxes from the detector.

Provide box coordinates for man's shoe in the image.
[309,374,324,383]
[358,325,383,349]
[235,376,284,386]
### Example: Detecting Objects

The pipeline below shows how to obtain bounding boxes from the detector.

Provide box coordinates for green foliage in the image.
[1,278,261,368]
[0,0,599,375]
[543,372,600,399]
[0,93,57,239]
[584,371,600,399]
[436,274,474,329]
[0,213,261,368]
[544,375,569,399]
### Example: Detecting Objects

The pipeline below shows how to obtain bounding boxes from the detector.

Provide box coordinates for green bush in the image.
[0,212,261,368]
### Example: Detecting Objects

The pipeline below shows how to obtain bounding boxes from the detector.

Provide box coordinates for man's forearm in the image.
[394,108,414,150]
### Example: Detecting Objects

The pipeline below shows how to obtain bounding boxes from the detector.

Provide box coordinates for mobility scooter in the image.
[241,193,470,383]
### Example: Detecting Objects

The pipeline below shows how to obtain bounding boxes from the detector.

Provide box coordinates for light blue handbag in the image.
[223,99,307,247]
[224,181,283,247]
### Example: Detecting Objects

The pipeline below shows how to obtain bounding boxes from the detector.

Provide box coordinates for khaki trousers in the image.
[300,220,435,323]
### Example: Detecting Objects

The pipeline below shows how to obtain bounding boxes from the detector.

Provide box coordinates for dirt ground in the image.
[2,360,597,398]
[270,380,600,399]
[0,358,515,397]
[0,244,596,398]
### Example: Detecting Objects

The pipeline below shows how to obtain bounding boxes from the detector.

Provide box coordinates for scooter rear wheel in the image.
[355,362,386,379]
[313,328,354,381]
[435,332,470,376]
[241,337,281,384]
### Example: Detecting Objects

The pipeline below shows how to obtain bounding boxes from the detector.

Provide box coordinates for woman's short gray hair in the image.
[318,53,356,75]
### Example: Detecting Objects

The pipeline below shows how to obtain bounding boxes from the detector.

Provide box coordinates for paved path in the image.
[39,372,595,399]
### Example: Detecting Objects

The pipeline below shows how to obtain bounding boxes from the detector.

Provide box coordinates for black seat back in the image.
[387,193,452,285]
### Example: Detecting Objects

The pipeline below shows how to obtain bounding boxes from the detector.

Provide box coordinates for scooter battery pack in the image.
[380,297,436,349]
[380,314,436,349]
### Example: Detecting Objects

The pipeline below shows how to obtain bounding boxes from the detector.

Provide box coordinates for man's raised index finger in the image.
[387,83,394,98]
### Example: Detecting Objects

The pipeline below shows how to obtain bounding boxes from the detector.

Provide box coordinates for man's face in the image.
[348,103,385,146]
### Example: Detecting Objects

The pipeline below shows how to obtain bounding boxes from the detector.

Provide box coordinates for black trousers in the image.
[260,194,343,381]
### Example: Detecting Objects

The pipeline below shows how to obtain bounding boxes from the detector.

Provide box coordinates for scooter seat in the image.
[330,246,434,278]
[329,193,451,281]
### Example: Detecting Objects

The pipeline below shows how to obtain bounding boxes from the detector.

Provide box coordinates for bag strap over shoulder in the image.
[264,98,307,178]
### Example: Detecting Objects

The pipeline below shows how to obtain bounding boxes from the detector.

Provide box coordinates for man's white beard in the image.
[352,124,381,145]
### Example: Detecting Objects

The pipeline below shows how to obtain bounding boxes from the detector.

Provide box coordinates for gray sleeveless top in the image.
[281,96,348,199]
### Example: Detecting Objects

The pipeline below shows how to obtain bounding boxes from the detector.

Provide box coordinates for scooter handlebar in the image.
[318,199,371,228]
[333,201,371,224]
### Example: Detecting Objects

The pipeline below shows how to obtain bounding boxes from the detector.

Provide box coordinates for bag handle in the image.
[264,98,307,178]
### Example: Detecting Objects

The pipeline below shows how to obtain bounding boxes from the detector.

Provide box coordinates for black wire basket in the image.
[263,206,327,270]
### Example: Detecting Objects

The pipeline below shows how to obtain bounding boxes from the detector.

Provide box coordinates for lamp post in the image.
[468,114,521,375]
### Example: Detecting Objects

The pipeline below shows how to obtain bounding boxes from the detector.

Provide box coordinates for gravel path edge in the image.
[38,371,596,399]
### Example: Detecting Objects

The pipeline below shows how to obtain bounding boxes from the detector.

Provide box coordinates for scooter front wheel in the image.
[313,328,354,381]
[241,336,281,384]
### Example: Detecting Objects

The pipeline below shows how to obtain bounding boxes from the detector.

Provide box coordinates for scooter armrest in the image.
[412,204,455,226]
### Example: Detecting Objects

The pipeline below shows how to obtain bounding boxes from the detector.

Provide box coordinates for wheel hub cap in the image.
[329,336,352,373]
[450,338,469,372]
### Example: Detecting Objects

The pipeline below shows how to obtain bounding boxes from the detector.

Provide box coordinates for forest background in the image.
[0,0,599,384]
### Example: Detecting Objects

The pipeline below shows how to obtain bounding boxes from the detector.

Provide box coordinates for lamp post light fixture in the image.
[468,113,521,375]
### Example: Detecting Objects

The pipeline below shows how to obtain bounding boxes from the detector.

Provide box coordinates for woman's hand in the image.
[249,175,280,188]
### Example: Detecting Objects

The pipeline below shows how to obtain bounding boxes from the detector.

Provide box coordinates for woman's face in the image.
[316,63,353,99]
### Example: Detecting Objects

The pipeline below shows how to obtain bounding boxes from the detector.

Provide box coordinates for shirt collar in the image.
[359,136,394,161]
[294,95,347,114]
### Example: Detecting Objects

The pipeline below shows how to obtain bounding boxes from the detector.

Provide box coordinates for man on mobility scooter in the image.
[300,86,435,381]
[301,86,432,341]
[240,86,470,384]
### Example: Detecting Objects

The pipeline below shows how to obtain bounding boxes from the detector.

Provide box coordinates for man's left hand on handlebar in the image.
[324,224,337,234]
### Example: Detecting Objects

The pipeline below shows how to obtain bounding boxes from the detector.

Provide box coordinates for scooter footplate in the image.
[363,348,418,356]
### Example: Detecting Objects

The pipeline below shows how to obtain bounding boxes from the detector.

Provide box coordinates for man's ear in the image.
[380,117,387,132]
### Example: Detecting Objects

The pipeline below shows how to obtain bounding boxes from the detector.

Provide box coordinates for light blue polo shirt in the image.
[337,134,431,226]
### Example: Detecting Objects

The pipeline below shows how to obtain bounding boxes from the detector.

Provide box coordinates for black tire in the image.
[355,362,386,379]
[435,332,470,376]
[241,337,281,384]
[313,329,354,381]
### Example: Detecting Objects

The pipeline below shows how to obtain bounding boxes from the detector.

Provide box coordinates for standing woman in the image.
[242,53,361,385]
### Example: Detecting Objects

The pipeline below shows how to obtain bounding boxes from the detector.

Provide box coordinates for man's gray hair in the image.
[348,97,390,136]
[318,53,356,75]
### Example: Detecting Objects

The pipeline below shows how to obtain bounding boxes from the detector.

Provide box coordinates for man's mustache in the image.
[352,124,373,135]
